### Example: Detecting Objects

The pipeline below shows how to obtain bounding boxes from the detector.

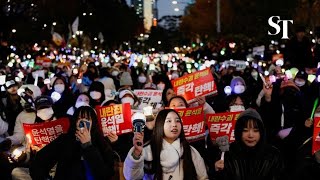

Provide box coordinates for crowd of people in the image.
[0,29,319,180]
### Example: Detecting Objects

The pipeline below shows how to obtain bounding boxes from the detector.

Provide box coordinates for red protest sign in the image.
[96,103,132,136]
[35,56,52,67]
[23,118,70,147]
[312,117,320,154]
[174,106,205,142]
[206,112,241,142]
[272,53,284,63]
[171,68,217,103]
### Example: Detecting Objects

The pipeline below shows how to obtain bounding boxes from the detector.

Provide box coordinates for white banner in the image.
[133,90,163,110]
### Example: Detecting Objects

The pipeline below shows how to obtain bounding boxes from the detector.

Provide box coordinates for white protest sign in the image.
[133,90,163,110]
[0,75,6,85]
[32,70,45,79]
[223,60,247,71]
[252,45,265,57]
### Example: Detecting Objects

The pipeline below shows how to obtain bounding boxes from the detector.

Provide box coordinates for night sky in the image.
[126,0,189,18]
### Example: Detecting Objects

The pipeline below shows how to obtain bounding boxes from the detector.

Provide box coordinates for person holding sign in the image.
[49,76,74,119]
[124,109,208,180]
[213,109,284,180]
[30,106,114,180]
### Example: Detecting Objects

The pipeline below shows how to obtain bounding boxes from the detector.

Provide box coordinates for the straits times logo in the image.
[268,16,293,39]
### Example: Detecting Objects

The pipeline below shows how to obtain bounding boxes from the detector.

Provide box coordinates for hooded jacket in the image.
[214,109,284,180]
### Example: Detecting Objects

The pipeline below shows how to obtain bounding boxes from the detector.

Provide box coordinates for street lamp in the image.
[52,22,57,26]
[12,29,16,33]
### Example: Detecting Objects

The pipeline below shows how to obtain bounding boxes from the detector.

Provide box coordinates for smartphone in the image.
[79,120,91,130]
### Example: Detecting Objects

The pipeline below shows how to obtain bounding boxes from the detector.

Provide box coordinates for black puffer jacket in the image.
[30,133,114,180]
[213,109,285,180]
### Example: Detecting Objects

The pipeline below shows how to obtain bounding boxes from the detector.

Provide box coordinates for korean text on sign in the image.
[96,103,132,136]
[312,117,320,154]
[175,106,205,142]
[134,89,163,110]
[171,68,217,103]
[23,118,70,147]
[206,112,241,142]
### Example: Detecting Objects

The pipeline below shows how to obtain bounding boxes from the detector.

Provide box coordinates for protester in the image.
[119,64,133,90]
[30,106,114,180]
[66,93,90,116]
[161,87,176,107]
[88,81,105,107]
[213,108,284,180]
[118,89,140,108]
[0,79,23,136]
[49,76,74,118]
[124,109,208,180]
[98,67,116,91]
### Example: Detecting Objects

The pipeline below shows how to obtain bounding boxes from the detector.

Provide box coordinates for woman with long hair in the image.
[30,106,114,180]
[213,109,284,180]
[124,109,208,180]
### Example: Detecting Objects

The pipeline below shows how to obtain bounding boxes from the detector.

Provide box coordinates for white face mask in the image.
[37,107,54,120]
[111,71,119,76]
[90,91,102,100]
[234,85,245,94]
[121,97,134,106]
[171,73,179,80]
[295,80,306,87]
[157,83,165,90]
[138,76,147,83]
[251,71,258,80]
[75,101,89,108]
[229,105,245,112]
[54,84,65,94]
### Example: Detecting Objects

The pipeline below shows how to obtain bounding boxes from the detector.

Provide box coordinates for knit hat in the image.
[35,96,53,110]
[237,108,262,122]
[230,76,246,88]
[120,72,133,86]
[235,108,266,146]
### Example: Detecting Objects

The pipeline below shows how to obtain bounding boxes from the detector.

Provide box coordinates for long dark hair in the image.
[150,109,196,180]
[68,106,112,152]
[234,114,266,151]
[161,87,173,107]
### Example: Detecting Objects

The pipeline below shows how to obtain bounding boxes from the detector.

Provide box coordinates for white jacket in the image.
[7,111,36,145]
[0,115,8,143]
[98,77,116,91]
[124,138,208,180]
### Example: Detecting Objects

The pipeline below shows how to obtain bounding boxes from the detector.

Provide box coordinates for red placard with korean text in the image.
[174,106,205,142]
[23,118,70,147]
[96,103,132,136]
[206,112,241,142]
[312,117,320,154]
[171,68,217,103]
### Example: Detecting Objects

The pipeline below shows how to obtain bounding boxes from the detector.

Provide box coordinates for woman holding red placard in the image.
[30,106,114,180]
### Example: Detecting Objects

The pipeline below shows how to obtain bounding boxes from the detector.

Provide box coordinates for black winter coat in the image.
[214,143,284,180]
[30,133,114,180]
